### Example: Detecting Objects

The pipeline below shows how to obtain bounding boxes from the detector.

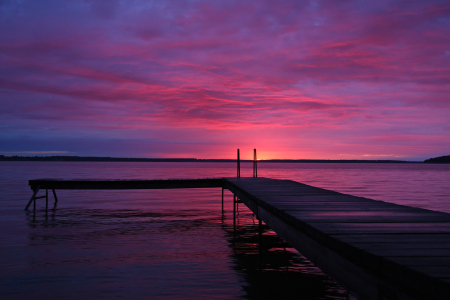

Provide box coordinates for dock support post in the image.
[221,187,224,213]
[233,194,237,241]
[25,186,40,211]
[258,218,262,271]
[45,189,48,210]
[52,189,58,209]
[237,149,240,178]
[233,194,236,227]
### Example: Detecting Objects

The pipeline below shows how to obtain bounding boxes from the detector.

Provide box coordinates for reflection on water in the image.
[13,205,241,299]
[223,201,353,300]
[4,191,353,299]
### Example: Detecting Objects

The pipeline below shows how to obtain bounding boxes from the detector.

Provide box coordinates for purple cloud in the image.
[1,0,449,159]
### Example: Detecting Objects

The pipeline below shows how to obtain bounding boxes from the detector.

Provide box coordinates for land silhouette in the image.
[423,155,450,163]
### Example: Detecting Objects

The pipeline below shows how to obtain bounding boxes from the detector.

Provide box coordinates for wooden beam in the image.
[24,186,40,211]
[29,178,224,190]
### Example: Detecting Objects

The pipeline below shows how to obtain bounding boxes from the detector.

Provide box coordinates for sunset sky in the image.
[1,0,449,160]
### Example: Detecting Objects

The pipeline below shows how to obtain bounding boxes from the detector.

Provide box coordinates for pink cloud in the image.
[1,0,449,159]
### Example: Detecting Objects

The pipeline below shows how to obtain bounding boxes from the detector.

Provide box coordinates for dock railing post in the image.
[253,149,257,178]
[237,149,240,178]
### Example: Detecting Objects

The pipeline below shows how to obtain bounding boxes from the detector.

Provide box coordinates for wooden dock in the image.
[25,178,223,210]
[26,177,450,299]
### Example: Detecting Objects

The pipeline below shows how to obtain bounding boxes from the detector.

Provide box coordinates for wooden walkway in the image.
[224,177,450,300]
[26,177,450,299]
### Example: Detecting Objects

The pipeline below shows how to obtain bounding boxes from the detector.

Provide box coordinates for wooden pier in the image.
[25,178,223,211]
[26,177,450,300]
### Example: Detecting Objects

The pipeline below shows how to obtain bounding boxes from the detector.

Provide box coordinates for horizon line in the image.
[0,154,428,163]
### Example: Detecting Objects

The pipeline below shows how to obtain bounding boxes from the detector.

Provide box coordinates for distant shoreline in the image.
[0,155,426,163]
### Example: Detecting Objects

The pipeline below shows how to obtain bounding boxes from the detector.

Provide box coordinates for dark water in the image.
[1,162,449,299]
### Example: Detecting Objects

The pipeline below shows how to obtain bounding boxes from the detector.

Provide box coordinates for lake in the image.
[1,161,449,299]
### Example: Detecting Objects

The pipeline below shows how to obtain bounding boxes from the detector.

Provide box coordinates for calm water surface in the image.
[1,161,449,299]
